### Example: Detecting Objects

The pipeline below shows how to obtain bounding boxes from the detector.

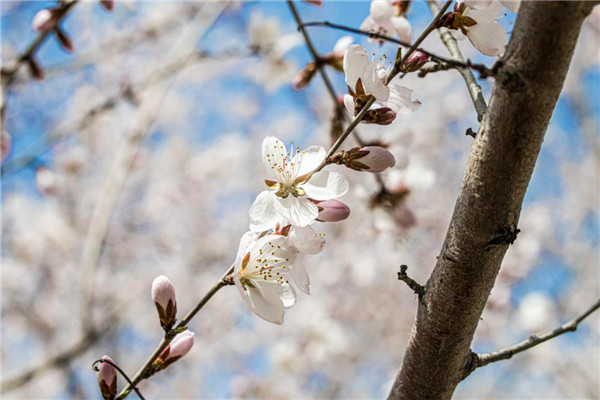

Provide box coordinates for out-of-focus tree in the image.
[1,1,598,399]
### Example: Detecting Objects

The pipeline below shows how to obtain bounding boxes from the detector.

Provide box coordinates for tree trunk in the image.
[388,2,597,399]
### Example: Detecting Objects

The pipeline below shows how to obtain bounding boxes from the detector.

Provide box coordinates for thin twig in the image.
[1,0,79,130]
[387,0,453,84]
[397,265,426,298]
[299,20,493,80]
[115,265,234,399]
[466,299,600,378]
[427,0,488,121]
[286,1,385,188]
[93,359,146,400]
[1,326,103,392]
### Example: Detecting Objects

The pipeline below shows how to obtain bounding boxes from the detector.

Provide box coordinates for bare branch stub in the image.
[397,265,426,299]
[463,299,600,379]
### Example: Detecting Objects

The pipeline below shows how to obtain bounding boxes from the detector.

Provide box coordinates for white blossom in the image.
[249,137,348,230]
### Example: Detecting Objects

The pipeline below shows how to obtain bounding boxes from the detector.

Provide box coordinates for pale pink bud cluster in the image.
[96,355,117,400]
[151,275,177,331]
[154,331,195,370]
[315,199,351,222]
[401,51,430,73]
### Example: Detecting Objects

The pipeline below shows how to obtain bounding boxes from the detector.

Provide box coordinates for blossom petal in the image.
[464,0,493,9]
[280,283,297,308]
[289,225,325,255]
[343,44,369,88]
[237,231,257,260]
[370,0,395,24]
[363,63,390,101]
[290,262,310,295]
[467,21,507,56]
[303,170,349,200]
[262,136,289,180]
[464,0,503,21]
[292,145,326,177]
[387,83,421,114]
[391,16,412,43]
[333,35,354,56]
[273,195,319,227]
[235,279,285,324]
[249,191,281,232]
[343,94,355,116]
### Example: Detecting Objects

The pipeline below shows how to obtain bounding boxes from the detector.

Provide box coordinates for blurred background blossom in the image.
[1,1,598,398]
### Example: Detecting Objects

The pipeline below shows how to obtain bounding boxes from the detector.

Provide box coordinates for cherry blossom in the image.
[234,233,307,324]
[343,44,421,123]
[360,0,412,45]
[443,1,508,56]
[465,0,520,13]
[249,137,348,230]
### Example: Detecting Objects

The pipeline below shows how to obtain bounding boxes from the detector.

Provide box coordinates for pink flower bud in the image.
[97,355,117,400]
[346,146,396,172]
[302,0,323,6]
[99,0,114,11]
[292,61,317,90]
[151,275,177,330]
[32,9,56,33]
[155,331,195,370]
[168,330,195,358]
[315,199,350,222]
[401,51,430,73]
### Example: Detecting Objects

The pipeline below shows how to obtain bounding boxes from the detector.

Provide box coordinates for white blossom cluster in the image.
[1,1,599,399]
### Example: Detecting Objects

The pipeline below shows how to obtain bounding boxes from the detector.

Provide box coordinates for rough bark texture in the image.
[388,2,597,399]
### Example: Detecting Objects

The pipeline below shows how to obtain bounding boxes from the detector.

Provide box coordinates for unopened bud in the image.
[56,28,75,53]
[364,107,396,125]
[400,51,430,73]
[315,199,350,222]
[346,146,396,172]
[151,275,177,331]
[99,0,114,11]
[292,61,317,90]
[97,355,117,400]
[154,331,195,371]
[32,8,57,33]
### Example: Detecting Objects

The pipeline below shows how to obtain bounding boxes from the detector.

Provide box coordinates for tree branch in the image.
[466,299,600,376]
[388,2,597,399]
[426,0,488,122]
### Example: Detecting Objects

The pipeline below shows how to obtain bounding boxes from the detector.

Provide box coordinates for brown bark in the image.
[388,2,597,399]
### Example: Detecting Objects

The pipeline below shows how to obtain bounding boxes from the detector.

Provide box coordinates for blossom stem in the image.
[387,0,453,84]
[115,264,234,399]
[287,0,387,190]
[318,96,376,172]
